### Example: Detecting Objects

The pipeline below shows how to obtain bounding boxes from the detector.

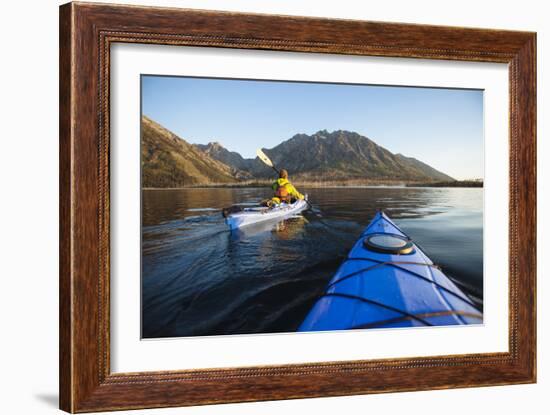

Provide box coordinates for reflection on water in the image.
[142,187,483,338]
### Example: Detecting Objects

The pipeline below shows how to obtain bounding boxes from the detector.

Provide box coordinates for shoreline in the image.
[405,180,483,188]
[143,182,484,190]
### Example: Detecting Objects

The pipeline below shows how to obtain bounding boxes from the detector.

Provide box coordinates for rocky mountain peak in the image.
[143,117,455,187]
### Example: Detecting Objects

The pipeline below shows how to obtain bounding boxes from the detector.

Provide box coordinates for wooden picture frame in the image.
[59,2,536,412]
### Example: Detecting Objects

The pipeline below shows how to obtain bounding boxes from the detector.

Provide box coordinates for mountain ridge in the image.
[141,116,455,187]
[200,129,454,183]
[141,116,238,187]
[194,142,254,179]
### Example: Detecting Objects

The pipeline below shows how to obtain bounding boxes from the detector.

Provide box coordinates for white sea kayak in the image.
[225,197,309,230]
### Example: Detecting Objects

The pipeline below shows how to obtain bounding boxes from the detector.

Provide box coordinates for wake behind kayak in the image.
[299,211,482,331]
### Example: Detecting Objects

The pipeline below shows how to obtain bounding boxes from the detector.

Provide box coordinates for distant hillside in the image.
[195,142,253,180]
[394,153,454,182]
[141,116,237,187]
[141,119,455,187]
[201,130,454,183]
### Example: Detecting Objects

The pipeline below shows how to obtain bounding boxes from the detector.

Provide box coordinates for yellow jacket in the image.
[272,178,304,201]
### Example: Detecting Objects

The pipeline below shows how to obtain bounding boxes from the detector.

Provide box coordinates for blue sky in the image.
[142,75,484,180]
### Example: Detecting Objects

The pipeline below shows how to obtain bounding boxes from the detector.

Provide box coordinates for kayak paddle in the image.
[256,149,280,175]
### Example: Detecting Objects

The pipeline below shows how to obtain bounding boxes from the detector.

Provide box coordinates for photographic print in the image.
[141,75,484,339]
[59,5,537,410]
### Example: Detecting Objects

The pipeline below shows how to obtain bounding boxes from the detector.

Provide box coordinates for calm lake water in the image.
[142,187,483,338]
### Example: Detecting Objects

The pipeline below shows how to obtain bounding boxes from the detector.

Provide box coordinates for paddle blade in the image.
[256,149,274,167]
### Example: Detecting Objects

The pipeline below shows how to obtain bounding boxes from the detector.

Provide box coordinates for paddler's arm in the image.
[288,183,304,200]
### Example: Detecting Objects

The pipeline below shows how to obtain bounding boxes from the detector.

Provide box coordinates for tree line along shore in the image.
[405,180,483,188]
[143,179,483,190]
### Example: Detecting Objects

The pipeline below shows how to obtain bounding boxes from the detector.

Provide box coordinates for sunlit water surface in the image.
[142,187,483,338]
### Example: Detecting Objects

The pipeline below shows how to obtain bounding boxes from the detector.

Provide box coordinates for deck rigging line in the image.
[318,292,433,327]
[348,310,483,330]
[326,257,478,308]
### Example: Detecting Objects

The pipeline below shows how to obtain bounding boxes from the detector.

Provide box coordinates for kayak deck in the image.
[299,211,482,331]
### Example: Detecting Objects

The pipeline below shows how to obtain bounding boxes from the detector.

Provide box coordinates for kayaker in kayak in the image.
[266,169,304,207]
